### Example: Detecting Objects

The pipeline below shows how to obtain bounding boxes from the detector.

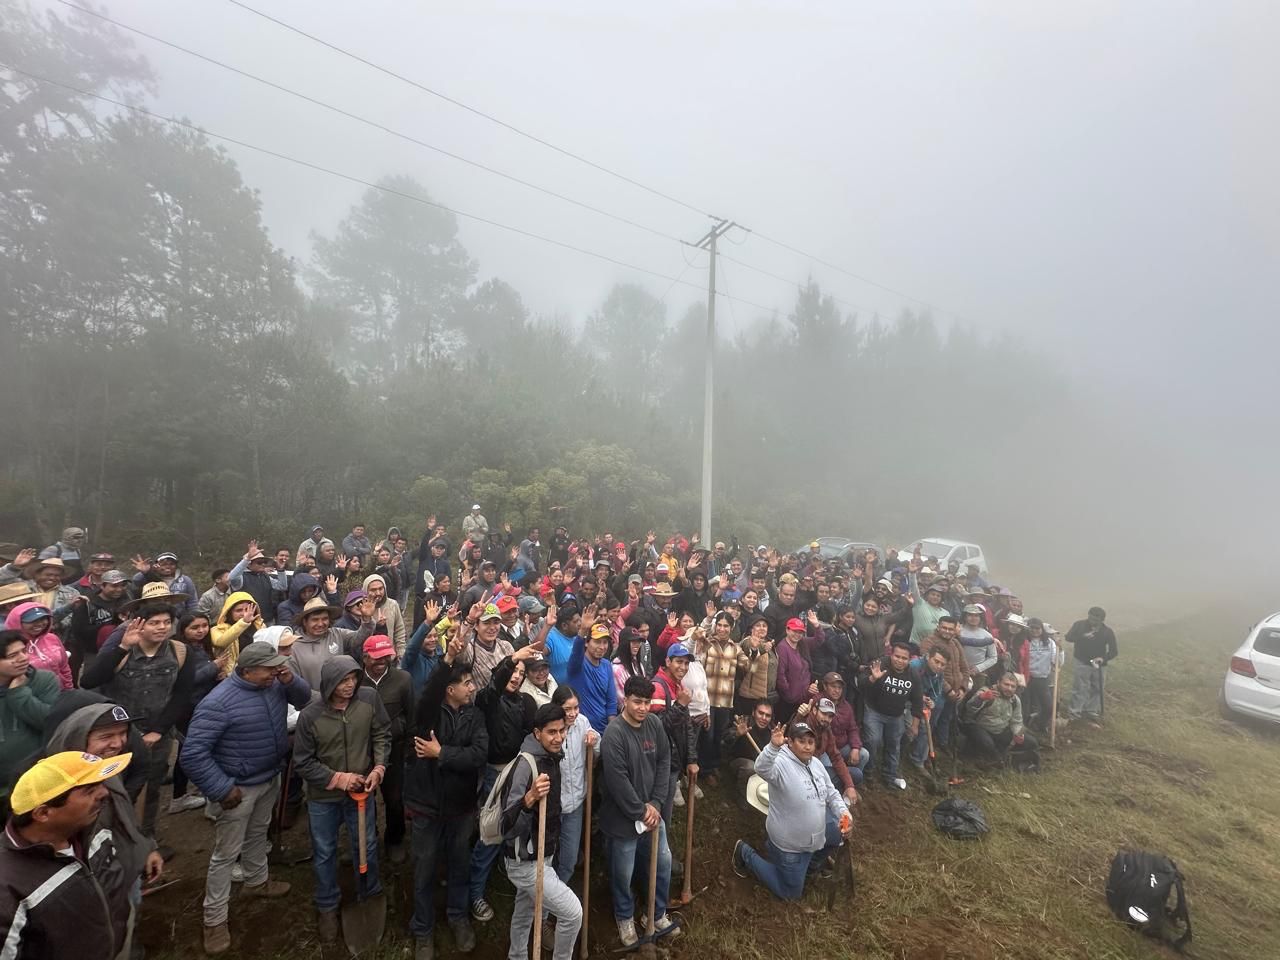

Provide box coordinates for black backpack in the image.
[1105,850,1192,950]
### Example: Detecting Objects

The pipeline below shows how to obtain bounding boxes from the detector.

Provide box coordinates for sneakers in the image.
[169,794,206,813]
[617,918,638,948]
[470,897,494,922]
[414,938,434,960]
[692,782,704,800]
[672,782,685,807]
[203,923,230,955]
[889,778,907,790]
[654,914,682,940]
[540,917,555,951]
[450,918,476,952]
[230,862,244,883]
[317,909,339,944]
[731,839,749,878]
[242,879,290,898]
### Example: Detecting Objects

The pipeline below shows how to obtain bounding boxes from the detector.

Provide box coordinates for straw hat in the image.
[746,774,770,814]
[0,583,39,607]
[293,595,343,625]
[652,583,677,598]
[23,556,65,578]
[120,581,186,614]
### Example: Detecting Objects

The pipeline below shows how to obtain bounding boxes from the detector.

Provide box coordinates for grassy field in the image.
[141,603,1280,960]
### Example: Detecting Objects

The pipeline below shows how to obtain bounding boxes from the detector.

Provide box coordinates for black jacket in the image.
[1064,620,1118,664]
[476,657,536,764]
[405,656,488,818]
[858,658,925,719]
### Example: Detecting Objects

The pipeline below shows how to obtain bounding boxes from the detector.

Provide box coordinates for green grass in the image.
[141,605,1280,960]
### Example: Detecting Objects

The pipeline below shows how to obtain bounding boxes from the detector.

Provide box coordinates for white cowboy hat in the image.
[745,774,770,815]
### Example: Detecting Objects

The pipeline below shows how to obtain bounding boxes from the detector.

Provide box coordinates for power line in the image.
[55,0,685,245]
[218,0,972,324]
[749,229,964,321]
[0,62,781,314]
[223,0,718,221]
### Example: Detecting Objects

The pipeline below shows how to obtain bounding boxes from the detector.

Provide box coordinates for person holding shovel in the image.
[1065,606,1117,728]
[499,702,583,960]
[292,655,391,944]
[721,701,774,809]
[600,675,681,948]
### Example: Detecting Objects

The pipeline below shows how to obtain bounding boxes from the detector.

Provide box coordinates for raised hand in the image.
[666,611,678,629]
[734,715,748,737]
[705,600,716,619]
[870,659,886,681]
[770,722,786,748]
[245,539,260,559]
[325,574,338,594]
[424,599,441,622]
[130,553,151,573]
[121,618,145,649]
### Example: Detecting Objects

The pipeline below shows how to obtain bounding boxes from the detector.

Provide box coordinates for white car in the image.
[897,538,989,576]
[1221,614,1280,724]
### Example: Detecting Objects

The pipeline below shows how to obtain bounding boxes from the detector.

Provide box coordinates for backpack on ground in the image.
[1105,850,1192,950]
[477,752,539,847]
[1009,747,1041,774]
[930,798,989,840]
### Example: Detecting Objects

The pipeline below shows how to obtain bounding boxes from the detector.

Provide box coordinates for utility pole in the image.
[690,218,737,548]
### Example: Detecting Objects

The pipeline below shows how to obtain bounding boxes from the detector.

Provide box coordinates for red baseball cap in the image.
[786,617,805,632]
[496,596,518,615]
[362,634,395,659]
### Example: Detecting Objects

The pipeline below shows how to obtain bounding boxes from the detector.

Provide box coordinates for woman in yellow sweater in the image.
[211,590,265,677]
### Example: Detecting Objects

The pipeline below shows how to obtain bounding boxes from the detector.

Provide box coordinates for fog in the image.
[8,0,1279,601]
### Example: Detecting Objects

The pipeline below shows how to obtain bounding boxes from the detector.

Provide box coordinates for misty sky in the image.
[49,1,1279,418]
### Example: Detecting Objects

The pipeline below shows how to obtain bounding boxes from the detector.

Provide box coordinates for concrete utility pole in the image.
[690,218,738,548]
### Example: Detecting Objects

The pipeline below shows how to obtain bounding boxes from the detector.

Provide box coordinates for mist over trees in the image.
[2,2,1201,582]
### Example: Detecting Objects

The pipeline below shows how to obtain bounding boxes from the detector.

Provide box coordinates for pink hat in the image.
[786,617,805,632]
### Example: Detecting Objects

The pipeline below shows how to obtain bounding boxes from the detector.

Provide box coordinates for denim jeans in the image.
[556,804,585,885]
[308,795,381,912]
[862,705,905,783]
[468,764,503,903]
[506,857,582,960]
[740,817,842,901]
[910,702,950,766]
[607,821,671,921]
[410,812,475,938]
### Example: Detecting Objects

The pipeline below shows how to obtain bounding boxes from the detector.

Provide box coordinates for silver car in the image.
[1221,614,1280,724]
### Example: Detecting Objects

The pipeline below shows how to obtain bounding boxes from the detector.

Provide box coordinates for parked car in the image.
[1220,614,1280,725]
[796,538,885,566]
[897,538,989,575]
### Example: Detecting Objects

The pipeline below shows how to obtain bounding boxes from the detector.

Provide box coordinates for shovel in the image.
[921,708,946,795]
[670,770,707,908]
[579,747,593,959]
[341,791,386,957]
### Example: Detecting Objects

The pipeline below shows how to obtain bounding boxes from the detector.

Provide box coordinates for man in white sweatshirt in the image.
[731,720,851,900]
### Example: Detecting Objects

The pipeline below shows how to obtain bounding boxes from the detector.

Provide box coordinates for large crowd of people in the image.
[0,519,1118,960]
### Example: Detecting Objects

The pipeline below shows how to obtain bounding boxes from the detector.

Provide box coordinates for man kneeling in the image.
[731,720,851,900]
[961,672,1038,765]
[500,703,582,960]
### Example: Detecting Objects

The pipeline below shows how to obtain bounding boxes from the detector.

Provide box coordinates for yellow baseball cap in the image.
[590,623,611,641]
[11,751,133,815]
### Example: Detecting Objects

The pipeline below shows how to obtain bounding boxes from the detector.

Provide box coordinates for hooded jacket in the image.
[39,690,147,800]
[499,732,562,862]
[43,702,157,884]
[475,656,536,765]
[274,573,338,630]
[181,662,312,803]
[290,616,374,697]
[359,661,414,745]
[754,741,849,855]
[404,654,488,819]
[210,590,265,675]
[293,656,391,803]
[6,603,73,690]
[227,557,276,624]
[362,574,406,657]
[0,666,59,804]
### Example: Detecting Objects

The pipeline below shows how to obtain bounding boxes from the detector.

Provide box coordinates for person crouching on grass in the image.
[293,655,391,943]
[731,720,852,900]
[499,702,583,960]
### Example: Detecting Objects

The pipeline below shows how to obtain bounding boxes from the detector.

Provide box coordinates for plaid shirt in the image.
[702,637,740,709]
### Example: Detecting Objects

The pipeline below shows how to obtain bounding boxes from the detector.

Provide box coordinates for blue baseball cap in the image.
[666,642,692,660]
[19,605,52,623]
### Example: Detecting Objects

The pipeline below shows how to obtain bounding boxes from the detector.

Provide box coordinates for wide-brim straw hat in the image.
[120,581,187,614]
[293,595,344,625]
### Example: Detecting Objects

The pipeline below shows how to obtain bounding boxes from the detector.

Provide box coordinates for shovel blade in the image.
[341,892,386,957]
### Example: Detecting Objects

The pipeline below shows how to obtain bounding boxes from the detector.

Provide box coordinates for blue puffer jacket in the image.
[180,670,312,803]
